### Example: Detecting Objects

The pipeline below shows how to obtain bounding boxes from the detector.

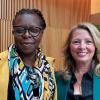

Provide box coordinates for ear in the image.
[39,30,44,43]
[41,30,44,34]
[41,30,44,37]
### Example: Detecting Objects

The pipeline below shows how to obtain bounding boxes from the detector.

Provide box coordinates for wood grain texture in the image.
[0,0,90,70]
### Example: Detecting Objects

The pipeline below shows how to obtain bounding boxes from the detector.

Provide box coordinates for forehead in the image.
[14,14,41,26]
[71,29,93,40]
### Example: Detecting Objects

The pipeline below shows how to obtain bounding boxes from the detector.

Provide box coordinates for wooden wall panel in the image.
[0,0,91,70]
[0,0,1,19]
[29,0,33,9]
[41,0,91,70]
[0,19,1,52]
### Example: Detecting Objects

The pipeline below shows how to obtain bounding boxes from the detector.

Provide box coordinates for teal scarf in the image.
[8,44,55,100]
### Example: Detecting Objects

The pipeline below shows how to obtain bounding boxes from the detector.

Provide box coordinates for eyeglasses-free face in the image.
[13,26,42,37]
[70,29,95,64]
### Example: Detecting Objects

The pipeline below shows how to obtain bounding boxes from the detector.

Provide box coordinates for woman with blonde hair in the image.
[55,22,100,100]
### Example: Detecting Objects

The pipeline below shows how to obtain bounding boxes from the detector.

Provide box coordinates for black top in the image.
[67,69,93,100]
[8,75,15,100]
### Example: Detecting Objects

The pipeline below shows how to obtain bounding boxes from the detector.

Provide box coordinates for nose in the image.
[78,41,86,50]
[23,29,31,38]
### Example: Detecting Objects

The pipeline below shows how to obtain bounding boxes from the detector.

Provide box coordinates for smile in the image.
[22,42,34,47]
[77,52,87,56]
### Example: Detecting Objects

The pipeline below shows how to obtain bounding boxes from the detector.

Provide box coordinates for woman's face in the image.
[70,29,96,64]
[13,14,43,55]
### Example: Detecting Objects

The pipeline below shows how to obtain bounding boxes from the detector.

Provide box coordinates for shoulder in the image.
[0,50,9,69]
[0,50,8,60]
[0,50,8,66]
[55,71,70,100]
[0,50,9,99]
[55,71,67,83]
[0,50,8,67]
[45,57,58,99]
[55,71,70,87]
[46,57,55,71]
[46,57,55,64]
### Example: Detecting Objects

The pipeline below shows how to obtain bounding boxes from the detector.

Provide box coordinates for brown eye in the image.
[14,27,25,34]
[71,40,80,45]
[86,40,94,44]
[13,26,42,36]
[29,27,41,33]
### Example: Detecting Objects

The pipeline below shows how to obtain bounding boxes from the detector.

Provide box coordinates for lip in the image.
[23,42,33,44]
[78,52,87,53]
[22,41,34,44]
[22,42,35,47]
[77,52,87,56]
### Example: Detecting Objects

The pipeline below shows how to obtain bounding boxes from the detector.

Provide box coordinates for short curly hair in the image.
[12,8,46,30]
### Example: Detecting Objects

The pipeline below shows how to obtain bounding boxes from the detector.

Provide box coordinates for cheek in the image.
[70,44,77,54]
[88,45,96,54]
[36,33,43,43]
[69,45,78,59]
[33,34,43,46]
[14,36,22,44]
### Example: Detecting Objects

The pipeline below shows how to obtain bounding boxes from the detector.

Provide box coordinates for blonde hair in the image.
[63,22,100,80]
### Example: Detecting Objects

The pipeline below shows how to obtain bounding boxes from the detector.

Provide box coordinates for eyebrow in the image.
[13,25,42,29]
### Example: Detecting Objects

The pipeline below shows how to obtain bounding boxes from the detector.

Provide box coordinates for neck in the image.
[18,50,37,67]
[74,61,92,89]
[23,54,37,67]
[75,61,92,74]
[75,62,91,85]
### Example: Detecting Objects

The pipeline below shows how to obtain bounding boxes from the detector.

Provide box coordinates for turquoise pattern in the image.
[8,44,55,100]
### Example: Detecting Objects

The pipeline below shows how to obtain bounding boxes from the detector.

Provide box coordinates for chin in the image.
[17,45,37,55]
[20,50,34,55]
[26,50,34,54]
[77,59,91,63]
